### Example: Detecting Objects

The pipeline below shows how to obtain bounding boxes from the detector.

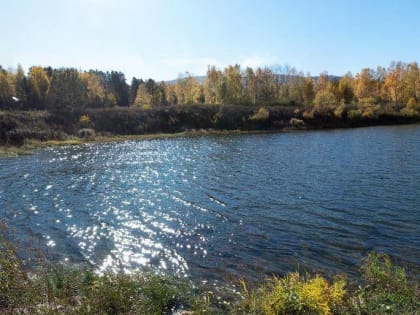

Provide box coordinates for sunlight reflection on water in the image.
[1,125,420,283]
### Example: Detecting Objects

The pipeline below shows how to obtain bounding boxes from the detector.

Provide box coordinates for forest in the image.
[0,61,419,146]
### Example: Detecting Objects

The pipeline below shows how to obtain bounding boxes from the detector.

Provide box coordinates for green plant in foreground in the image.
[1,222,419,315]
[236,273,346,315]
[347,252,420,314]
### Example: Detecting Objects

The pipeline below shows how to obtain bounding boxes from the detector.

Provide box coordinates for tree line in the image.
[0,61,419,112]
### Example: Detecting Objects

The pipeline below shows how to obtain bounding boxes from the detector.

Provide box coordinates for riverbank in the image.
[1,230,419,314]
[1,105,420,157]
[0,129,278,157]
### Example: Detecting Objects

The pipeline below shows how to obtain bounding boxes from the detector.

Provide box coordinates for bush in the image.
[333,104,346,119]
[347,252,420,314]
[77,128,96,140]
[347,109,362,120]
[236,273,346,315]
[362,105,380,119]
[249,107,270,121]
[289,118,305,128]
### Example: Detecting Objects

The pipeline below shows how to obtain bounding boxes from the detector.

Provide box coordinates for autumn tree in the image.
[129,77,143,106]
[243,67,257,105]
[204,66,223,104]
[81,72,106,107]
[338,73,354,104]
[134,83,152,109]
[256,67,277,104]
[303,75,315,106]
[354,68,377,103]
[223,64,243,104]
[28,66,50,109]
[175,74,202,104]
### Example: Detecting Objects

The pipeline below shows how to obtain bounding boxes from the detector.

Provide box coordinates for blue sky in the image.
[1,0,419,80]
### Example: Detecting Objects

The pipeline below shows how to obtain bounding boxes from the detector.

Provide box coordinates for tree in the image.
[303,75,315,106]
[256,67,277,104]
[315,72,329,93]
[223,64,243,104]
[46,68,87,111]
[14,65,28,108]
[383,62,407,105]
[0,69,15,109]
[404,62,419,103]
[204,66,223,104]
[338,73,354,104]
[129,77,142,106]
[80,72,106,108]
[175,73,202,104]
[28,66,50,109]
[313,90,337,109]
[134,83,152,109]
[243,67,257,105]
[354,68,377,101]
[109,71,129,106]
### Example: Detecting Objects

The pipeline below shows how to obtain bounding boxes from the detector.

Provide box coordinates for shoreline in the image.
[0,129,272,157]
[1,121,420,157]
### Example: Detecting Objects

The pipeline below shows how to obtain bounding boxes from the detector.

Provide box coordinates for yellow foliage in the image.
[238,272,347,315]
[79,114,91,124]
[249,107,269,121]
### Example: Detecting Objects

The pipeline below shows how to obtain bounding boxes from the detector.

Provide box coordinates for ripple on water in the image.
[1,125,420,282]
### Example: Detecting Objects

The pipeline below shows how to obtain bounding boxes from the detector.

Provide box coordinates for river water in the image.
[1,125,419,283]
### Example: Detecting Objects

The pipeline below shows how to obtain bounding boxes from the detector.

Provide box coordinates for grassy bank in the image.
[1,226,418,314]
[0,129,278,157]
[1,105,420,157]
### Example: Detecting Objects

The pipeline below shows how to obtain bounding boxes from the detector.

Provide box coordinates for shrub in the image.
[289,118,305,128]
[348,252,420,314]
[347,109,362,120]
[362,105,380,119]
[333,104,346,119]
[79,114,91,125]
[406,98,420,113]
[236,273,346,315]
[77,128,95,140]
[249,107,270,121]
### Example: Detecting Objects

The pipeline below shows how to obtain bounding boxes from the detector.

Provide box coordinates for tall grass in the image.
[1,223,419,314]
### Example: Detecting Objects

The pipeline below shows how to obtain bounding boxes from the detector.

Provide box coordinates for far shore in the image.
[1,120,420,158]
[0,129,281,157]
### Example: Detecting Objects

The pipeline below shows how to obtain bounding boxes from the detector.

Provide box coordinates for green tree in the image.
[129,77,142,106]
[109,71,129,106]
[14,65,28,108]
[46,68,87,111]
[0,69,15,108]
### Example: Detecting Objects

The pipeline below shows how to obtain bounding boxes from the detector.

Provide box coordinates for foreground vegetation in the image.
[1,225,418,314]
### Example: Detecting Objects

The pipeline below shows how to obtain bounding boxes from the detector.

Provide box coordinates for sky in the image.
[1,0,420,81]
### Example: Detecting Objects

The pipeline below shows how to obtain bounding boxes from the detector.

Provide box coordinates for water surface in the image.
[1,125,419,283]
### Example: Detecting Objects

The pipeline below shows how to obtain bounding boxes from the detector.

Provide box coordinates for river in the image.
[1,124,419,283]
